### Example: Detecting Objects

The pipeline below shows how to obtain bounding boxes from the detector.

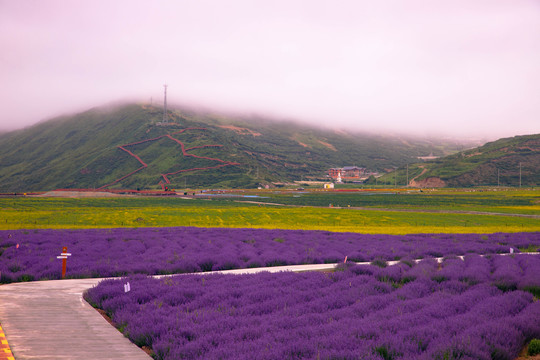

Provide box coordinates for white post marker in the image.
[56,246,72,279]
[510,248,514,254]
[124,282,131,293]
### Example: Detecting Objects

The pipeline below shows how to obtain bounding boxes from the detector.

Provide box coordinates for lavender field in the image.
[1,227,539,282]
[85,254,540,360]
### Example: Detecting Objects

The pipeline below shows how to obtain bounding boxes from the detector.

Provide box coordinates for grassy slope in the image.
[378,134,540,187]
[0,103,472,191]
[0,105,156,190]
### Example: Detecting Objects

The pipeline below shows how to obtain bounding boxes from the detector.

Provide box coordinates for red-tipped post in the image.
[57,246,72,279]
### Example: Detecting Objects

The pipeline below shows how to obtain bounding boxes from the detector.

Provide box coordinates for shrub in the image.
[529,339,540,356]
[371,258,387,268]
[333,261,355,272]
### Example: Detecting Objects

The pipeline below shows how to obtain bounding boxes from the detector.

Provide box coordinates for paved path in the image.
[0,279,151,360]
[1,253,537,359]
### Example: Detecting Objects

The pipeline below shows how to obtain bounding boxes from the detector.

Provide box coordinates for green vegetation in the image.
[518,244,540,253]
[239,188,540,215]
[378,134,539,187]
[1,191,538,234]
[0,103,474,192]
[529,339,540,356]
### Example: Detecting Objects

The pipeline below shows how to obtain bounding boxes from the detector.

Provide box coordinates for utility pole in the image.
[406,164,409,187]
[163,84,168,123]
[519,162,522,188]
[497,169,500,187]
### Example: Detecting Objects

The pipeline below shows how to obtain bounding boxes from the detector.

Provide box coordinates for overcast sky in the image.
[1,0,539,138]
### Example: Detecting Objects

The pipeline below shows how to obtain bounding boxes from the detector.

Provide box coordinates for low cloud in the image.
[1,0,539,138]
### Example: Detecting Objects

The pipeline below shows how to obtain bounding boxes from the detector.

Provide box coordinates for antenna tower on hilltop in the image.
[163,84,168,123]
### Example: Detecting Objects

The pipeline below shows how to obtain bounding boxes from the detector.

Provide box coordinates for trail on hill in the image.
[98,128,239,190]
[408,165,427,185]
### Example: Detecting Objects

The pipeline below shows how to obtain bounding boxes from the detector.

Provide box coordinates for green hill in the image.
[377,134,540,187]
[0,103,474,191]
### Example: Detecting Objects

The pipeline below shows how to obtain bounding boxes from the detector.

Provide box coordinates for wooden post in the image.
[61,246,67,279]
[57,246,72,279]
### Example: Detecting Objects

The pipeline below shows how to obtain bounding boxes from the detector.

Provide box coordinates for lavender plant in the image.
[84,254,540,360]
[0,228,538,282]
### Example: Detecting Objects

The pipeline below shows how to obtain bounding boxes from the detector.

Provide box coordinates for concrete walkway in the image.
[0,279,151,360]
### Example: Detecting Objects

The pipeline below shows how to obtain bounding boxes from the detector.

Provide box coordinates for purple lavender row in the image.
[84,254,540,360]
[1,228,539,282]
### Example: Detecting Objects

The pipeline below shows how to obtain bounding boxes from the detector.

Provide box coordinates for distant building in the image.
[417,153,439,161]
[342,166,364,178]
[328,166,366,181]
[328,168,341,179]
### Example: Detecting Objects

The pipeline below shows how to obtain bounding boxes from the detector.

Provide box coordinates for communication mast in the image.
[163,84,168,123]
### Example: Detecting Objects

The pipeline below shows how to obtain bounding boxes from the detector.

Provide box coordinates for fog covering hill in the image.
[0,103,474,191]
[375,134,540,187]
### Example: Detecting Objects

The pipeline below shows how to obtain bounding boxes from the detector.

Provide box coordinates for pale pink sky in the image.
[1,0,539,138]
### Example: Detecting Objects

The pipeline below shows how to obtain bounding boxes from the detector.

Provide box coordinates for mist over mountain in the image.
[0,103,480,191]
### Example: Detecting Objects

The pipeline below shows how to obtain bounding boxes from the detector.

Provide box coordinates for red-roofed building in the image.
[328,166,366,181]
